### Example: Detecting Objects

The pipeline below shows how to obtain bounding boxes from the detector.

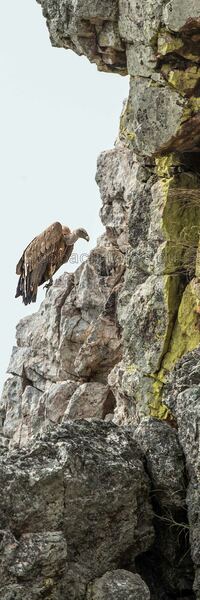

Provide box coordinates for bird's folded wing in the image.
[16,222,63,274]
[63,244,74,263]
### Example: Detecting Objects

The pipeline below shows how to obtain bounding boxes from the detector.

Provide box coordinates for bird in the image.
[15,222,89,305]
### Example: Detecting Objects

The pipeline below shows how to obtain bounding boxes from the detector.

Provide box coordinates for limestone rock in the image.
[87,570,150,600]
[164,350,200,598]
[36,0,200,156]
[123,274,171,372]
[134,418,186,509]
[119,0,163,77]
[163,0,200,32]
[1,143,134,448]
[0,420,154,598]
[2,0,200,596]
[124,78,186,156]
[96,147,136,252]
[63,382,114,420]
[133,419,194,600]
[36,0,126,74]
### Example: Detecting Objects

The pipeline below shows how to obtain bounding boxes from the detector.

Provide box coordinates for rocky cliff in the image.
[0,1,200,599]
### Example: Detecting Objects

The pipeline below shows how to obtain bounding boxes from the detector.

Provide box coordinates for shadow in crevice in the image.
[134,499,195,600]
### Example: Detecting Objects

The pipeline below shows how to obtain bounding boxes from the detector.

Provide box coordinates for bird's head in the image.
[76,228,90,242]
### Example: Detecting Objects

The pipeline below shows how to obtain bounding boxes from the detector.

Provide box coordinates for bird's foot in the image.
[44,277,53,290]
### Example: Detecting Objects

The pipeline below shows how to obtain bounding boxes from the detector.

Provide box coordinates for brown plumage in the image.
[15,222,89,305]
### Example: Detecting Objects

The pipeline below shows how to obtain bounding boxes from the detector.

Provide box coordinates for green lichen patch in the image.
[157,173,200,368]
[157,31,183,57]
[124,362,172,421]
[161,278,200,373]
[148,173,200,418]
[144,372,174,421]
[161,64,200,96]
[149,391,171,420]
[157,29,200,63]
[155,154,181,178]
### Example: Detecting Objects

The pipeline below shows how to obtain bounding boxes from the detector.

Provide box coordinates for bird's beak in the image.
[86,234,90,242]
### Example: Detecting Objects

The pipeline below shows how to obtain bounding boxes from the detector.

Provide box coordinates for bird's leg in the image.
[44,277,53,290]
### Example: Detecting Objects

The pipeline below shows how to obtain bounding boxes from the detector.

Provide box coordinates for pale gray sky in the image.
[0,1,128,392]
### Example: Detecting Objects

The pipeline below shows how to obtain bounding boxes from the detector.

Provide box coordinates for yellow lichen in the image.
[126,363,137,374]
[157,175,200,373]
[126,168,200,421]
[152,377,163,399]
[155,154,180,178]
[161,279,200,373]
[149,398,171,420]
[148,375,172,420]
[148,174,200,418]
[157,29,200,62]
[157,31,183,56]
[161,64,200,96]
[147,274,181,420]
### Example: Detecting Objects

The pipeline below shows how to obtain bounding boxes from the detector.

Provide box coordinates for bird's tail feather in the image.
[15,261,48,305]
[15,276,23,299]
[15,274,38,305]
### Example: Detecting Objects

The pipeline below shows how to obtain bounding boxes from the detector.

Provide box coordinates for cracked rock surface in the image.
[1,0,200,598]
[0,420,153,599]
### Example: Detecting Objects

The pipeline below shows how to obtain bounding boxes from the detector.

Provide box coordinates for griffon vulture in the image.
[15,222,89,305]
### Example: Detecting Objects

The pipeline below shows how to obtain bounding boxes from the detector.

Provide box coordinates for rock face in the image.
[1,145,134,448]
[1,0,200,598]
[164,350,200,599]
[0,420,154,599]
[36,0,126,74]
[86,570,150,600]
